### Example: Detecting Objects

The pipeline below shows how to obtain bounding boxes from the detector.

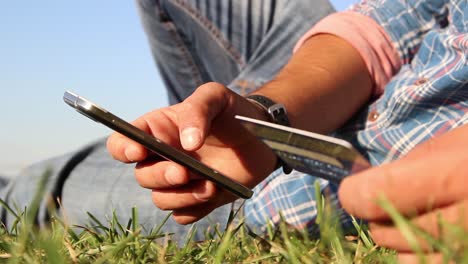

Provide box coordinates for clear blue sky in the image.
[0,1,357,176]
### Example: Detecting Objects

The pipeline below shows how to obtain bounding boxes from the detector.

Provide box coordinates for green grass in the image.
[0,172,466,263]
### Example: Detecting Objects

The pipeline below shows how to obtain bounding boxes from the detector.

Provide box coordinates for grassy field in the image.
[0,172,466,263]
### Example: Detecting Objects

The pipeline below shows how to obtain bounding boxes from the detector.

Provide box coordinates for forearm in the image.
[251,34,372,133]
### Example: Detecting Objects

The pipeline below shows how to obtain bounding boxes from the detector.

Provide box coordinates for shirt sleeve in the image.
[294,0,450,95]
[349,0,450,64]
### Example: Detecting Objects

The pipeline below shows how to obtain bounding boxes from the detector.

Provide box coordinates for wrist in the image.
[246,96,271,122]
[244,94,293,174]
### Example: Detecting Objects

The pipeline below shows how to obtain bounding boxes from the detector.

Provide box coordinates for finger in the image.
[339,126,468,220]
[172,202,221,225]
[106,118,151,162]
[107,110,181,162]
[369,199,468,252]
[135,160,190,189]
[176,83,232,151]
[151,180,218,210]
[398,253,446,264]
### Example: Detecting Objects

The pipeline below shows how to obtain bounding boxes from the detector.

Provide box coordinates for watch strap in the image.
[246,95,291,126]
[246,94,292,174]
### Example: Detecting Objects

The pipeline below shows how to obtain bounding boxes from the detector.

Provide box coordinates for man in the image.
[2,0,336,242]
[108,0,467,262]
[2,0,467,262]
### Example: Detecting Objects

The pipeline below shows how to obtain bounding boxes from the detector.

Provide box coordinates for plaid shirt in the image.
[244,0,467,233]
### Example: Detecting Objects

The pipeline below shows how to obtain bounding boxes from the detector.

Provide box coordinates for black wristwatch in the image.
[246,94,292,174]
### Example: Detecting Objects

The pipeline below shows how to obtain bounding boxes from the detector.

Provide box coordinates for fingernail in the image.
[124,144,140,162]
[192,182,211,201]
[181,127,202,150]
[165,165,182,186]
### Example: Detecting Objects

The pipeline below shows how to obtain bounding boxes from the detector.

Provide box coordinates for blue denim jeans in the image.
[0,0,335,243]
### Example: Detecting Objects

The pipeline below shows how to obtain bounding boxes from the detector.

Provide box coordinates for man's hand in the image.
[107,83,277,224]
[339,124,468,263]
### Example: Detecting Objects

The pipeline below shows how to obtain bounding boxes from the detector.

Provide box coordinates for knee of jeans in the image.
[136,0,158,7]
[136,0,162,17]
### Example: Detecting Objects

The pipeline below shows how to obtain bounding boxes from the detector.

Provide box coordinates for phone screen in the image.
[63,91,253,199]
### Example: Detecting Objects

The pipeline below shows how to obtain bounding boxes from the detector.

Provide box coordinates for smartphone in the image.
[63,91,253,199]
[236,115,370,184]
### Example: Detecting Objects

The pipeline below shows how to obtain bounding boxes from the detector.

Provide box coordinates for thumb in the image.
[176,82,232,151]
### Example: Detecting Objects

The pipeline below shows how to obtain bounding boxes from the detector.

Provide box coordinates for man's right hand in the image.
[107,82,277,224]
[339,123,468,262]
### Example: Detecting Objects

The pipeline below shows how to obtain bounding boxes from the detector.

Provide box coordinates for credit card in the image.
[235,115,370,183]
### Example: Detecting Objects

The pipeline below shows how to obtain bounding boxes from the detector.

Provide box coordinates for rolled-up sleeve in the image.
[350,0,450,64]
[294,0,450,95]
